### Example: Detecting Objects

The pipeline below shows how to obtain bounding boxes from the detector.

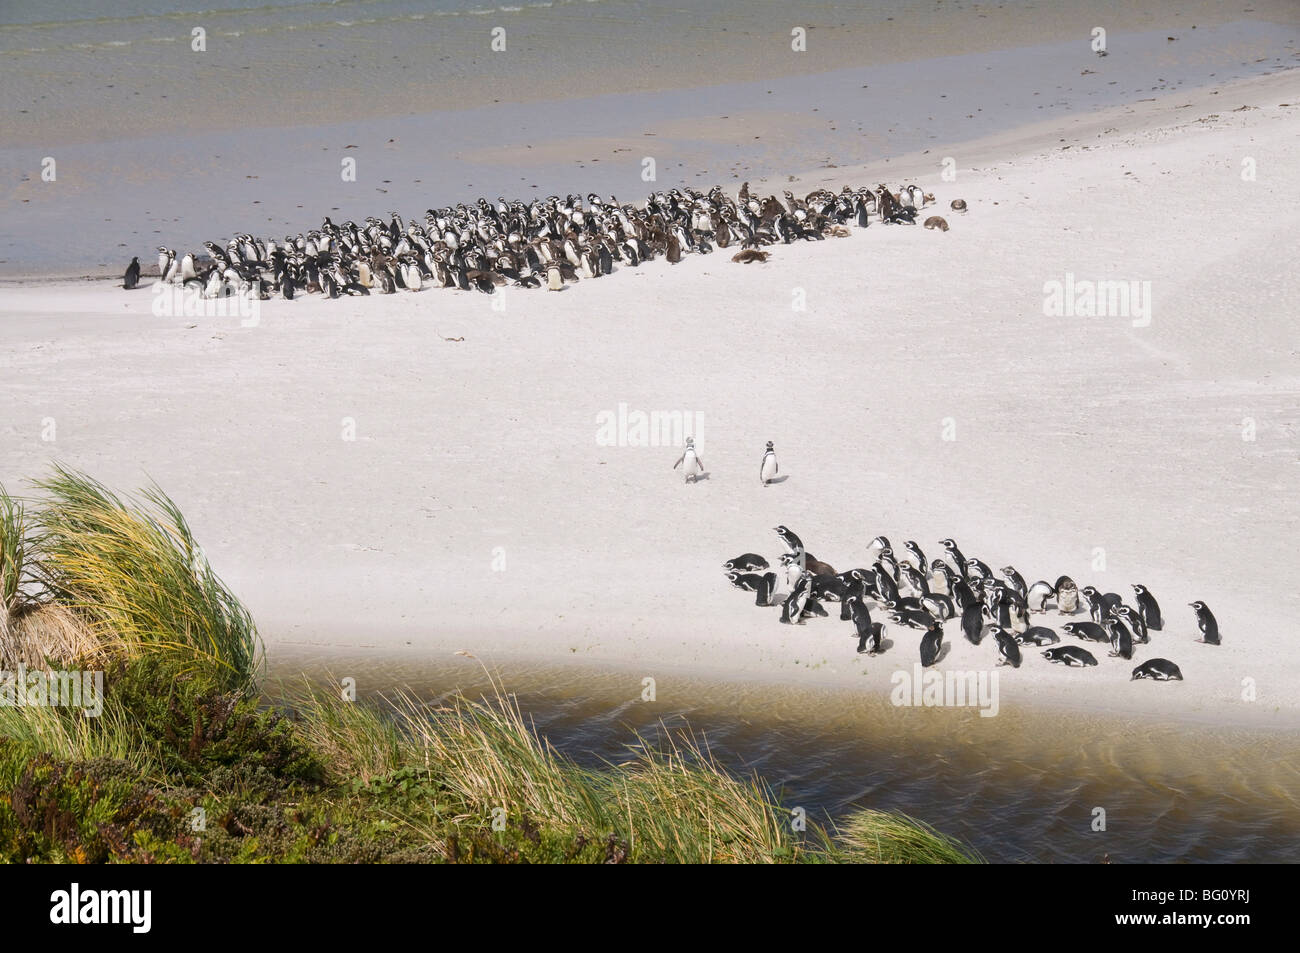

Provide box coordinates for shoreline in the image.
[3,68,1299,733]
[5,64,1297,285]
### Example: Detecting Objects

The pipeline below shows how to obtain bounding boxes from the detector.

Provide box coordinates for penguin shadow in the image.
[936,642,954,664]
[688,471,711,483]
[764,475,790,485]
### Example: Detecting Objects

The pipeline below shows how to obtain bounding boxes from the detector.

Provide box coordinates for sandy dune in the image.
[2,71,1297,728]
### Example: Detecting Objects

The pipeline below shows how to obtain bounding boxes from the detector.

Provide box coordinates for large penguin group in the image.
[130,182,955,298]
[726,527,1221,682]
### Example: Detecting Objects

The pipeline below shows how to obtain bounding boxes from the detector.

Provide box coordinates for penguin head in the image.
[765,441,774,450]
[684,437,694,447]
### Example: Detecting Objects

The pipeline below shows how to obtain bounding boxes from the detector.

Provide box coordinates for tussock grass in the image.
[0,691,154,772]
[1,602,108,669]
[291,677,977,864]
[0,484,32,641]
[830,808,983,864]
[29,466,261,692]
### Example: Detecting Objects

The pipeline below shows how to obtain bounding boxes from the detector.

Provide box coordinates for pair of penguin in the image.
[672,440,780,485]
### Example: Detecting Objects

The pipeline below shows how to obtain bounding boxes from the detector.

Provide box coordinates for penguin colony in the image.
[128,183,953,297]
[726,526,1217,683]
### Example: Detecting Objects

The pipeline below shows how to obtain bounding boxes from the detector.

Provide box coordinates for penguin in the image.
[919,620,944,668]
[949,574,978,612]
[1026,579,1055,612]
[923,216,949,231]
[950,199,967,213]
[123,257,140,290]
[1054,576,1079,614]
[869,535,892,554]
[960,601,984,645]
[723,554,769,573]
[1060,621,1112,642]
[1080,586,1117,622]
[726,571,768,594]
[1062,621,1109,643]
[672,437,704,483]
[1131,584,1163,630]
[156,247,174,283]
[1015,626,1060,646]
[888,606,932,630]
[780,571,812,624]
[755,571,778,607]
[966,558,993,583]
[1190,601,1219,644]
[1103,617,1134,660]
[903,541,928,576]
[804,597,829,618]
[901,563,930,597]
[1114,605,1149,645]
[773,526,804,554]
[993,628,1022,668]
[845,594,873,654]
[939,539,967,579]
[760,441,778,485]
[920,592,954,621]
[1132,658,1183,681]
[1000,566,1028,602]
[876,547,900,583]
[546,264,563,291]
[1043,646,1098,667]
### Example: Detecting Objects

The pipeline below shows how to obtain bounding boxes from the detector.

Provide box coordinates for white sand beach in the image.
[3,69,1298,729]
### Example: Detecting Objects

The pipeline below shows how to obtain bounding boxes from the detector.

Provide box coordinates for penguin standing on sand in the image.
[919,620,944,668]
[1132,585,1163,630]
[1190,601,1220,644]
[760,441,779,485]
[672,437,704,483]
[123,257,140,290]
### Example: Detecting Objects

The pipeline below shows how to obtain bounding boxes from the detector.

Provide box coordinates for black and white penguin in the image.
[939,539,967,579]
[919,620,944,668]
[774,525,804,554]
[724,554,769,573]
[877,547,900,583]
[1015,626,1060,646]
[1132,658,1183,681]
[760,441,779,485]
[1080,586,1119,622]
[993,628,1022,668]
[1190,601,1219,644]
[1000,566,1028,602]
[1114,605,1149,645]
[966,558,993,583]
[123,257,140,290]
[920,592,954,621]
[804,598,829,618]
[888,606,932,630]
[1026,579,1055,612]
[903,541,928,574]
[780,571,812,624]
[1043,645,1098,667]
[1131,585,1163,630]
[1103,617,1134,660]
[1054,576,1079,614]
[726,571,768,594]
[847,593,874,650]
[1062,621,1109,643]
[961,601,984,645]
[673,437,704,483]
[901,563,930,597]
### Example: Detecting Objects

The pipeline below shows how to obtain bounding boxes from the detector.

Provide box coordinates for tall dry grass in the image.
[29,465,262,692]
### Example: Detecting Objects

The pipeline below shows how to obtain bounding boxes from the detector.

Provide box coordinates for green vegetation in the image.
[0,470,980,864]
